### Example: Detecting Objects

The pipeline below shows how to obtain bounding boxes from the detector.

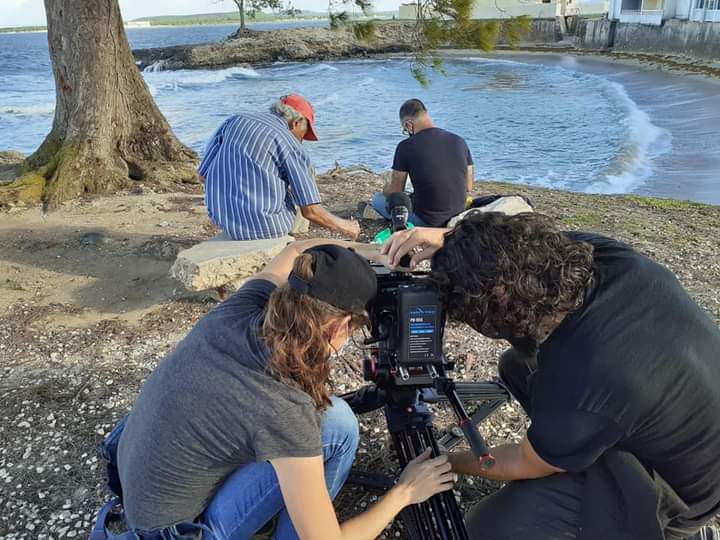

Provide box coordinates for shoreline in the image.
[3,44,720,203]
[397,48,720,84]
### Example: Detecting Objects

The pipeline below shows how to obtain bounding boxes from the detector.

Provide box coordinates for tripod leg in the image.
[417,428,468,540]
[395,429,438,539]
[386,403,469,540]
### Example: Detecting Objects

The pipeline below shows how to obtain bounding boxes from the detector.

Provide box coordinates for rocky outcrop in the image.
[0,151,24,184]
[134,23,418,71]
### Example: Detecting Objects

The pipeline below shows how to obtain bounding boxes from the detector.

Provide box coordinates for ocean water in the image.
[1,23,719,203]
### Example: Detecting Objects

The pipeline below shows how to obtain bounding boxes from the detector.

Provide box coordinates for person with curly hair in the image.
[382,212,720,540]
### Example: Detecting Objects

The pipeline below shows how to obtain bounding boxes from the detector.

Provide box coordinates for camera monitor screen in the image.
[408,306,438,360]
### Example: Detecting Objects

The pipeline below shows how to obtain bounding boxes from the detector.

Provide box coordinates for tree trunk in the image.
[234,0,246,30]
[8,0,198,209]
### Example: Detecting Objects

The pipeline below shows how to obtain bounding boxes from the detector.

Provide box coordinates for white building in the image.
[608,0,719,25]
[398,0,607,20]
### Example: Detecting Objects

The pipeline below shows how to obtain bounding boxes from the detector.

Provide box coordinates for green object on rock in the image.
[372,222,415,244]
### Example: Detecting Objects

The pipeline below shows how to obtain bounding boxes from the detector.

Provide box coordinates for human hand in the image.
[342,219,361,241]
[395,448,455,506]
[381,227,448,268]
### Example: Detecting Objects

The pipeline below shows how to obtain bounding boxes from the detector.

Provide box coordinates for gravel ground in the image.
[1,169,719,539]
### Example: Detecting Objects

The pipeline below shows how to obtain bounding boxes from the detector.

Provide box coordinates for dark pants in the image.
[464,348,718,540]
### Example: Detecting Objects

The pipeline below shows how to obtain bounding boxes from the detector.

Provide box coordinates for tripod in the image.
[343,371,510,540]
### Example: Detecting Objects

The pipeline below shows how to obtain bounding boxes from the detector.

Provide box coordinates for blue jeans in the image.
[203,397,358,539]
[124,397,359,540]
[371,192,428,227]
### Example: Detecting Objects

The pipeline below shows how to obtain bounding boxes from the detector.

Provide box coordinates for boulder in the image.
[0,150,24,184]
[170,235,292,291]
[0,150,25,166]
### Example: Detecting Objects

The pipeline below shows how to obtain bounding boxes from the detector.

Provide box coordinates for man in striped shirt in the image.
[199,95,360,240]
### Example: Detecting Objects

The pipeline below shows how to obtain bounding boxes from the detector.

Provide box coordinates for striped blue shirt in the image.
[199,112,321,240]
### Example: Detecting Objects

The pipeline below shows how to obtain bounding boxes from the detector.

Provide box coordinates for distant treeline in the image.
[134,11,320,26]
[0,10,399,34]
[132,10,397,26]
[0,26,47,34]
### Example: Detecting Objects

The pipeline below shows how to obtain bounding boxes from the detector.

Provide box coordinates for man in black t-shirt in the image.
[370,99,473,227]
[382,212,720,540]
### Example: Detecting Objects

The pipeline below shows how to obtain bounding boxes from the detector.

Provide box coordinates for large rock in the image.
[171,235,292,291]
[0,150,24,184]
[0,150,25,166]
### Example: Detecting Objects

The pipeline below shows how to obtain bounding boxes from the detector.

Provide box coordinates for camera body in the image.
[365,267,451,388]
[365,190,453,388]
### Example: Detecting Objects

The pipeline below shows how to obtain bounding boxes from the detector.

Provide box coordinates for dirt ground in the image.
[1,169,719,539]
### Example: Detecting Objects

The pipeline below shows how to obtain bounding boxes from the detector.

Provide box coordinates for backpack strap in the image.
[90,498,136,540]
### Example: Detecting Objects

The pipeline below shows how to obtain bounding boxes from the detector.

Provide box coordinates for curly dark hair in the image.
[430,212,595,340]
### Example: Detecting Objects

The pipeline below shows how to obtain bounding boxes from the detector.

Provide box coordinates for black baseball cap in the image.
[287,245,377,313]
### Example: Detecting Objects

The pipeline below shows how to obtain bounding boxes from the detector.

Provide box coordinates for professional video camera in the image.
[344,193,511,540]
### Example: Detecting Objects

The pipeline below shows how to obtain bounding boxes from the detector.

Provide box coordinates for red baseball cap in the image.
[281,94,318,141]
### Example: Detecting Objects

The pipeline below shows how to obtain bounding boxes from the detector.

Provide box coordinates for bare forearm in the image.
[302,205,341,230]
[339,486,408,540]
[281,240,382,268]
[301,205,360,239]
[449,444,536,482]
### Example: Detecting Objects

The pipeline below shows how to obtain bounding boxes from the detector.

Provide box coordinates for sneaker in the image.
[251,515,279,540]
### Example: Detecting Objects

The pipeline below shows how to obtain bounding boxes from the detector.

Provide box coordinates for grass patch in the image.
[561,211,604,228]
[627,195,701,211]
[6,173,46,204]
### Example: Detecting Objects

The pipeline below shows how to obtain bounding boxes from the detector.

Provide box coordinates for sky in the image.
[0,0,402,27]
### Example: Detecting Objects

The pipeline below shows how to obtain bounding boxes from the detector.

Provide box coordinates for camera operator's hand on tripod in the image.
[382,227,451,269]
[396,448,455,505]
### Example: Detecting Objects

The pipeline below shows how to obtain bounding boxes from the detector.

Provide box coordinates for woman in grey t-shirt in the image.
[95,240,455,540]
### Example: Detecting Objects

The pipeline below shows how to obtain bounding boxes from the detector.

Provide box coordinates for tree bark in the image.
[8,0,198,209]
[234,0,247,30]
